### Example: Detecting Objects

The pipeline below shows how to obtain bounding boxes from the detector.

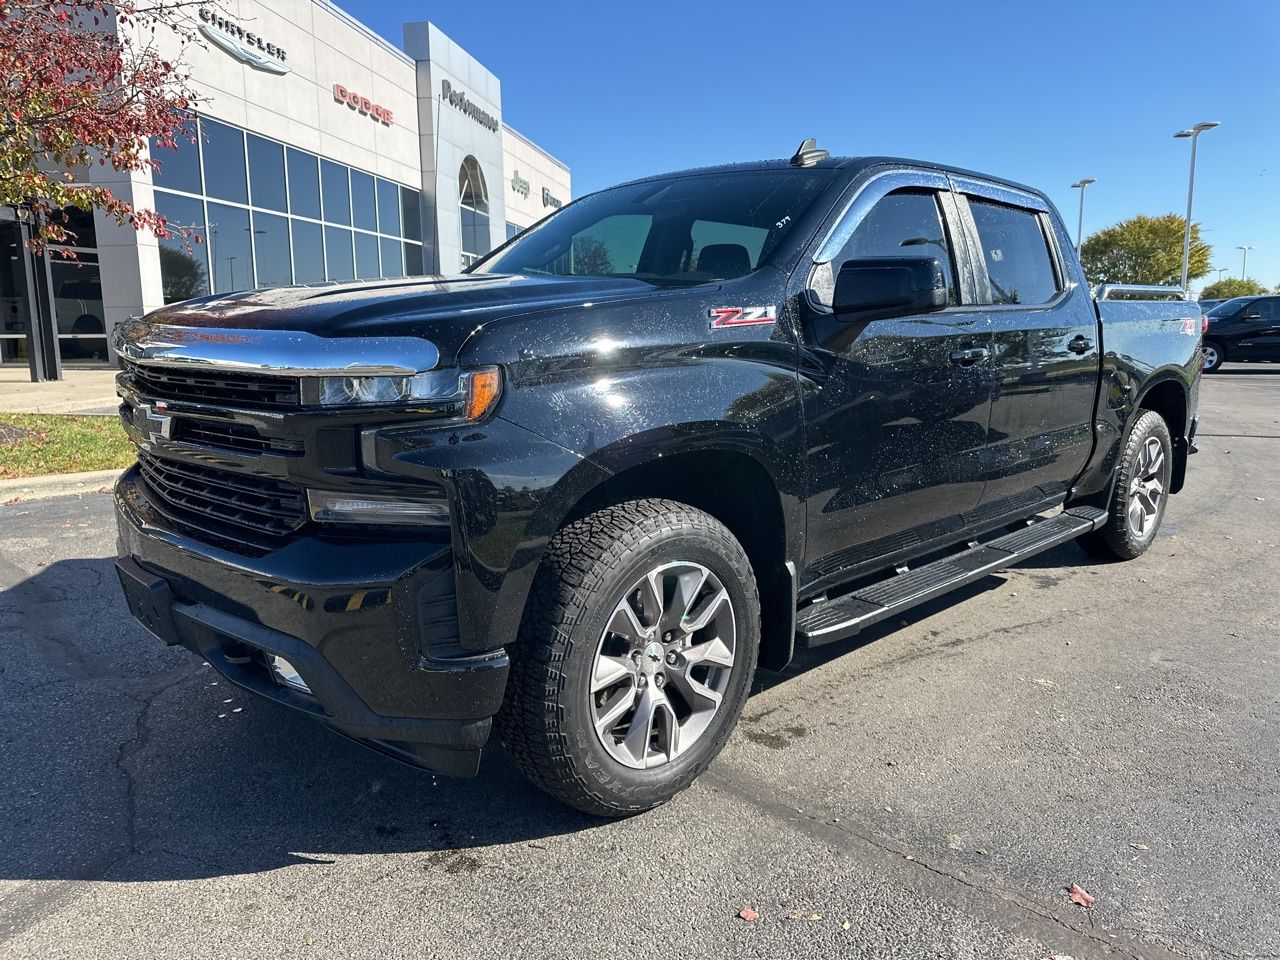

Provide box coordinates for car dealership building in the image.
[1,0,570,378]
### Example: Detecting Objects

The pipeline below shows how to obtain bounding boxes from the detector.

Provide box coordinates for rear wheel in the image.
[497,499,759,817]
[1202,339,1225,373]
[1077,409,1173,561]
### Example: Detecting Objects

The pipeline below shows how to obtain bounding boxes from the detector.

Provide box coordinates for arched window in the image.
[459,157,489,268]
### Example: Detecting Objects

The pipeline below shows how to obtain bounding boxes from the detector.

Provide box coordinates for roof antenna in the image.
[790,138,829,167]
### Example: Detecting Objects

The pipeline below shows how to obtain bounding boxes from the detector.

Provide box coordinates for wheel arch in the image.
[1135,376,1189,494]
[523,438,800,672]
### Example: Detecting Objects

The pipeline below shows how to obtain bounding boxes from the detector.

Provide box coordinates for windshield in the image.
[1207,297,1256,317]
[473,169,836,286]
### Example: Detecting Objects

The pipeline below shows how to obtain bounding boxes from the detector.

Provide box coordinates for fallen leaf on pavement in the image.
[809,913,822,922]
[1131,843,1149,851]
[3,496,22,506]
[905,853,917,861]
[842,920,851,930]
[738,907,759,922]
[1067,883,1096,908]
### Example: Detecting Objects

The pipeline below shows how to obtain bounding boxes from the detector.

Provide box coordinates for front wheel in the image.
[497,499,759,817]
[1077,409,1173,561]
[1202,339,1225,373]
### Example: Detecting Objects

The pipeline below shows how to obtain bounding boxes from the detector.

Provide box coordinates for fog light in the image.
[269,655,311,694]
[307,490,450,525]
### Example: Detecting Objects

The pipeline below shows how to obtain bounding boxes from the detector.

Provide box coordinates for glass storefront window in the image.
[49,257,108,361]
[376,179,401,237]
[154,192,209,303]
[380,236,403,278]
[287,148,321,220]
[291,220,324,283]
[321,161,351,226]
[404,242,424,277]
[200,119,248,205]
[59,206,98,249]
[351,171,377,232]
[354,232,380,279]
[401,189,422,241]
[253,211,292,288]
[206,201,253,292]
[247,134,287,213]
[149,132,202,195]
[325,226,354,282]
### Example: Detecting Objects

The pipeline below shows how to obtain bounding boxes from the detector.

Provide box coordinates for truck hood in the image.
[142,274,669,364]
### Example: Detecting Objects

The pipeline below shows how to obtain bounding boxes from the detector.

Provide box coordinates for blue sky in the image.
[339,0,1280,292]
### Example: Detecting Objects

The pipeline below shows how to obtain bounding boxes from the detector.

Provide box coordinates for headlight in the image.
[307,490,450,525]
[315,366,503,419]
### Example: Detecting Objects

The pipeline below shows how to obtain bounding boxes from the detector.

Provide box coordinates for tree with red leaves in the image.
[0,1,203,253]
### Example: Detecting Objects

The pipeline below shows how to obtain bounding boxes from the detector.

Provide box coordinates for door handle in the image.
[1067,335,1094,354]
[948,346,989,366]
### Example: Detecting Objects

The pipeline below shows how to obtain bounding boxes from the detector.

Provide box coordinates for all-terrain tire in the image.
[496,499,759,817]
[1077,409,1173,561]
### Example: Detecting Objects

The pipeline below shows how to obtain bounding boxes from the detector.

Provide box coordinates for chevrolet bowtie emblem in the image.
[134,402,173,447]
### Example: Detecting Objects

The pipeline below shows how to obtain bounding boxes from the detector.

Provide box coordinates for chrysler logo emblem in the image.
[198,9,289,75]
[133,402,173,447]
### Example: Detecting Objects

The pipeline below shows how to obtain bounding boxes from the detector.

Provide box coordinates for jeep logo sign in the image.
[441,79,499,132]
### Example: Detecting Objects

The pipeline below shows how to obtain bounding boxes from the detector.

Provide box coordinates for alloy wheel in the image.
[1127,435,1166,537]
[589,562,737,769]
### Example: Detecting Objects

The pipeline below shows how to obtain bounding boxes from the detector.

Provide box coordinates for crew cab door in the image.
[798,173,992,589]
[1232,297,1280,359]
[949,178,1099,512]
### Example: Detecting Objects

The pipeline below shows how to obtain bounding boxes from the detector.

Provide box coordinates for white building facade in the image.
[0,0,570,374]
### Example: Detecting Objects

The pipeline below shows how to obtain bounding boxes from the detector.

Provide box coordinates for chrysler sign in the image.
[198,8,289,75]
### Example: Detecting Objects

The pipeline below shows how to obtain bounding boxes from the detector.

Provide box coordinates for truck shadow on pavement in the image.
[1,541,1105,883]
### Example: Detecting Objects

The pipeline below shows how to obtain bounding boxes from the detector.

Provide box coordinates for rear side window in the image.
[969,199,1059,305]
[1254,299,1280,321]
[841,190,957,305]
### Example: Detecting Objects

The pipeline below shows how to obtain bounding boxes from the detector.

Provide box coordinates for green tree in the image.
[1080,214,1211,287]
[1199,277,1267,300]
[571,235,613,275]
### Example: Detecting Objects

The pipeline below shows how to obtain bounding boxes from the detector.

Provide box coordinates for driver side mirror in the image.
[832,256,949,323]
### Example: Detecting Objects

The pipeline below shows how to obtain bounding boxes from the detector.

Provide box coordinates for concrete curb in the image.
[0,468,125,503]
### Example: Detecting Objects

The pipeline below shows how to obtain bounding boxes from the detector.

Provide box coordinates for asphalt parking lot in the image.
[1,364,1277,960]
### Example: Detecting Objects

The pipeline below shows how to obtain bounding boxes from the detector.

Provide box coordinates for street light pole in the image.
[1173,121,1220,293]
[1070,178,1095,253]
[1237,245,1253,279]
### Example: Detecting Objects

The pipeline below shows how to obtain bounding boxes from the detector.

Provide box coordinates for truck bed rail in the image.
[1094,284,1189,302]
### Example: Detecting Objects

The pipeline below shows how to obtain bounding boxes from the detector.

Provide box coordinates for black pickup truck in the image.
[113,141,1202,816]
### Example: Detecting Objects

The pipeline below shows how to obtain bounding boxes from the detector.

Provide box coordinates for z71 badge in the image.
[709,306,777,328]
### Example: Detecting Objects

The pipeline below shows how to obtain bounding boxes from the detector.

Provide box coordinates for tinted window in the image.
[200,119,247,205]
[206,202,252,292]
[969,199,1059,305]
[477,169,834,285]
[842,190,957,305]
[324,226,354,281]
[291,220,324,283]
[321,160,351,226]
[691,219,769,274]
[1253,298,1280,321]
[401,188,422,241]
[149,132,201,194]
[287,149,321,220]
[252,211,292,287]
[404,242,424,276]
[376,179,401,236]
[354,232,380,279]
[154,192,208,302]
[351,171,377,231]
[1207,297,1255,317]
[247,135,287,212]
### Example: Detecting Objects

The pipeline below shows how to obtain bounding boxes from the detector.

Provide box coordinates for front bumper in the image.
[114,465,509,777]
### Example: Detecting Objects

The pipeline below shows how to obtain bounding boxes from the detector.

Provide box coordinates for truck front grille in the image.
[137,451,308,539]
[125,361,301,410]
[172,419,304,456]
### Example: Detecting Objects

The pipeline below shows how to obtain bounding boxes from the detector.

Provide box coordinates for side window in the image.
[840,190,958,306]
[968,199,1060,305]
[1255,299,1279,322]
